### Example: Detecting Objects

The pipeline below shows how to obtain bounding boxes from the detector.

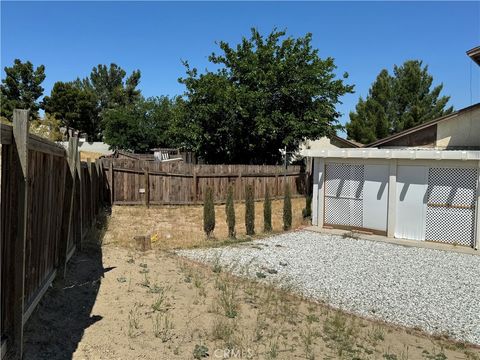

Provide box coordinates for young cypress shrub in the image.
[283,184,292,231]
[263,187,272,232]
[203,186,215,238]
[245,184,255,236]
[225,185,236,238]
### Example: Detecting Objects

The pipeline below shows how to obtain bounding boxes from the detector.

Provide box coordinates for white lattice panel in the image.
[425,167,478,247]
[325,164,364,199]
[324,197,363,227]
[426,168,477,207]
[324,163,364,227]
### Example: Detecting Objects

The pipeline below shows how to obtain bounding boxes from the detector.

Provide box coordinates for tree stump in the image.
[134,235,152,251]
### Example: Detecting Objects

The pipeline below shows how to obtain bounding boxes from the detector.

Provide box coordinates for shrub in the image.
[283,184,292,231]
[302,195,312,219]
[245,184,255,236]
[225,185,235,238]
[203,187,215,237]
[263,187,272,232]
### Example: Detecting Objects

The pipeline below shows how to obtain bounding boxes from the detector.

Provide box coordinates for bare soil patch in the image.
[24,243,479,360]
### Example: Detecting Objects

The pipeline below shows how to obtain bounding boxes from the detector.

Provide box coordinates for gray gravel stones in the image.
[177,231,480,345]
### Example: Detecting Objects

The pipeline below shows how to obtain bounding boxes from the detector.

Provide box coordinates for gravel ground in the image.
[178,230,480,345]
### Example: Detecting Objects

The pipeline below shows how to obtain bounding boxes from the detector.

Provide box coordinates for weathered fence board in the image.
[0,112,105,359]
[100,159,306,205]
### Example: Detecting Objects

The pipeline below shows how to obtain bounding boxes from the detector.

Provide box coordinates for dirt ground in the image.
[22,203,480,359]
[103,198,308,250]
[24,248,479,359]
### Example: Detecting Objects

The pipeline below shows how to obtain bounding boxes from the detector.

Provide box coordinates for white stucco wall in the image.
[436,106,480,148]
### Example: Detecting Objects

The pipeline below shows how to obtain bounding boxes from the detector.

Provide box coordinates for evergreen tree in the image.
[346,60,453,143]
[0,59,46,121]
[245,185,255,236]
[203,187,215,238]
[283,184,292,231]
[263,187,272,232]
[225,185,236,238]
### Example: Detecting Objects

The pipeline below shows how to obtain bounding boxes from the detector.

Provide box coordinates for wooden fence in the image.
[0,110,106,360]
[100,158,306,205]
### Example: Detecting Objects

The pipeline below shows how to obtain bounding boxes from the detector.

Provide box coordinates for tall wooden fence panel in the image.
[100,158,306,205]
[0,110,105,360]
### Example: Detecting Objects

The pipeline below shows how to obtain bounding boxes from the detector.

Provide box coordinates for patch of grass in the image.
[128,303,141,338]
[152,313,174,342]
[323,312,360,358]
[104,197,307,250]
[217,276,239,319]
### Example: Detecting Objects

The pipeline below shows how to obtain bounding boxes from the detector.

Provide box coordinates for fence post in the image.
[11,109,29,360]
[192,168,197,204]
[144,169,150,208]
[75,144,83,249]
[57,136,78,279]
[109,161,114,204]
[87,159,94,227]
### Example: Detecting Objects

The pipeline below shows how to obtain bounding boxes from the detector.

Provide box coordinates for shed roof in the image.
[302,148,480,161]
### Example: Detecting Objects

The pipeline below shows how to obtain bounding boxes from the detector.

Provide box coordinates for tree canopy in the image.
[41,81,98,138]
[42,63,141,140]
[0,59,46,121]
[179,28,354,164]
[346,60,453,144]
[102,97,178,153]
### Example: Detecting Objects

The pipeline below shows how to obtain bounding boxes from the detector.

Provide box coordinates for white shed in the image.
[305,148,480,249]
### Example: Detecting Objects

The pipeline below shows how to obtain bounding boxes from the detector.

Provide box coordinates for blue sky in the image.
[1,1,479,135]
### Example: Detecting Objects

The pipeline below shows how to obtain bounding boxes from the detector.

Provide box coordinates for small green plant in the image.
[266,338,279,359]
[212,252,222,273]
[263,187,272,232]
[302,195,312,219]
[368,325,385,345]
[256,271,267,279]
[203,186,215,238]
[283,184,292,230]
[151,293,168,312]
[217,277,239,318]
[245,184,255,235]
[128,303,141,338]
[153,313,174,342]
[225,185,236,238]
[193,344,209,359]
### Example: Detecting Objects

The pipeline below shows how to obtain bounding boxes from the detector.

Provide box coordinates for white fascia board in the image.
[301,148,480,161]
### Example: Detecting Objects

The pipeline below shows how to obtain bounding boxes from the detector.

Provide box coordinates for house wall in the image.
[436,106,480,149]
[302,136,354,151]
[311,157,480,248]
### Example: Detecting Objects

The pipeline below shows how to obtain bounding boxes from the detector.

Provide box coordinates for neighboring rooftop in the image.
[467,46,480,66]
[363,102,480,148]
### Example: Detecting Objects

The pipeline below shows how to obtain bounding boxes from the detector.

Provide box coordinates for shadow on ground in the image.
[23,211,112,360]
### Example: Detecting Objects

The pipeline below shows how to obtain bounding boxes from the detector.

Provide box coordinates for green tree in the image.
[85,63,141,111]
[347,60,453,143]
[0,59,46,120]
[203,187,215,238]
[245,185,255,236]
[263,187,272,232]
[102,97,176,152]
[225,185,236,238]
[179,28,354,164]
[41,81,99,138]
[283,184,292,231]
